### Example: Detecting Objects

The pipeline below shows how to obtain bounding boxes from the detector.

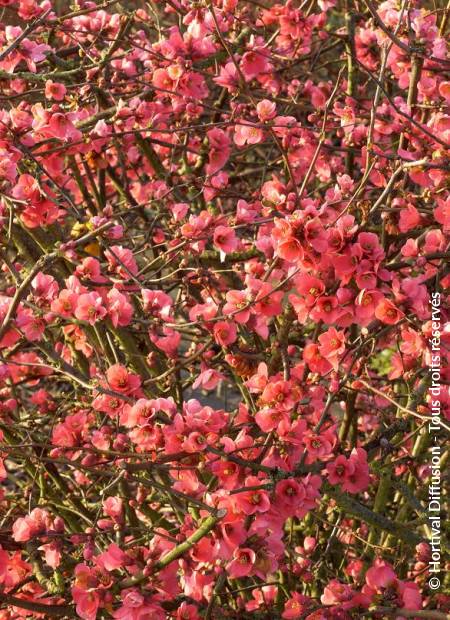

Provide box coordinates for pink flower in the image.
[399,581,422,610]
[321,579,355,606]
[141,289,173,319]
[105,245,138,279]
[206,128,230,175]
[355,289,383,324]
[105,364,141,395]
[303,427,336,464]
[293,275,325,307]
[192,363,224,391]
[103,496,124,522]
[251,280,284,317]
[152,67,174,91]
[304,218,328,253]
[40,541,62,568]
[317,327,345,371]
[282,592,310,619]
[12,508,56,542]
[256,99,277,121]
[52,411,91,448]
[240,48,271,80]
[150,326,181,358]
[45,80,67,101]
[228,547,256,578]
[12,517,33,543]
[31,272,59,303]
[182,430,211,453]
[309,296,339,324]
[51,289,78,318]
[16,308,46,341]
[260,379,300,410]
[399,204,421,232]
[74,292,107,325]
[72,589,101,620]
[341,448,370,493]
[75,257,103,282]
[217,519,248,557]
[72,563,106,620]
[178,71,208,99]
[375,298,404,325]
[272,218,304,262]
[0,147,17,182]
[0,545,8,584]
[357,232,384,261]
[213,320,237,346]
[47,113,81,141]
[275,479,306,517]
[276,236,303,262]
[213,225,238,254]
[214,61,239,92]
[327,449,369,493]
[303,343,332,375]
[365,561,397,591]
[96,543,129,572]
[255,406,290,432]
[295,475,322,519]
[20,38,51,72]
[21,197,62,229]
[112,590,165,620]
[107,288,133,327]
[12,173,40,201]
[234,123,264,146]
[232,476,271,515]
[175,602,201,620]
[326,455,353,485]
[223,289,250,323]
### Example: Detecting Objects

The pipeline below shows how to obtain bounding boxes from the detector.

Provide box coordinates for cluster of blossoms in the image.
[0,0,448,618]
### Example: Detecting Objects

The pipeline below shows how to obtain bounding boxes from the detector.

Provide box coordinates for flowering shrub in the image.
[0,0,448,618]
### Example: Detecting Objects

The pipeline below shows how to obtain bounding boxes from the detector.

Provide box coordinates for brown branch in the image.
[0,8,51,62]
[0,593,74,617]
[363,0,450,66]
[0,252,57,343]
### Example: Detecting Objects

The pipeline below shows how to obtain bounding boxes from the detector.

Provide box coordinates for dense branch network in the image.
[0,0,448,619]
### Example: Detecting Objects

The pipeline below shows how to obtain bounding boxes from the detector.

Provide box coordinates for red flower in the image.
[105,364,141,395]
[74,292,107,325]
[375,298,405,325]
[232,476,271,515]
[228,547,256,578]
[213,320,237,346]
[275,479,306,517]
[318,327,345,371]
[213,225,238,254]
